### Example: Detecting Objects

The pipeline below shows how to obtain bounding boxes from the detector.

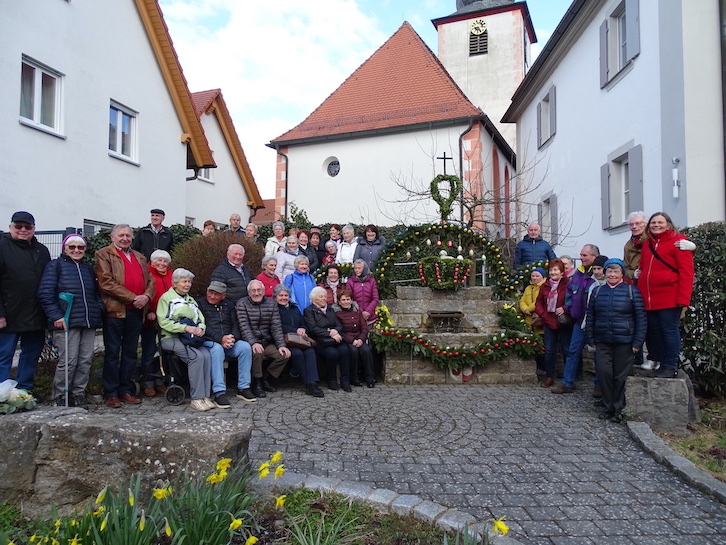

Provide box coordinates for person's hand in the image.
[329,329,339,337]
[362,311,371,320]
[53,318,67,330]
[675,239,696,251]
[353,339,363,347]
[524,309,531,316]
[632,347,640,353]
[279,347,291,358]
[185,325,204,337]
[634,269,641,279]
[0,317,6,329]
[222,334,235,349]
[555,307,564,316]
[252,343,264,354]
[146,311,156,322]
[296,328,306,336]
[132,294,149,309]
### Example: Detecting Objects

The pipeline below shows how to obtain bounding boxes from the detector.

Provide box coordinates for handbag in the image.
[178,317,205,348]
[556,313,574,329]
[284,333,316,349]
[529,314,543,329]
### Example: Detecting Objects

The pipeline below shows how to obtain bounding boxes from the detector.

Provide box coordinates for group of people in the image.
[518,214,695,423]
[0,209,383,413]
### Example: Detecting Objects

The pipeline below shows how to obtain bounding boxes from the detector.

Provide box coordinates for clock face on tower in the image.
[470,18,486,35]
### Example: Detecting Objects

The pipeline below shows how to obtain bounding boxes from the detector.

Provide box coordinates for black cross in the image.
[437,152,454,175]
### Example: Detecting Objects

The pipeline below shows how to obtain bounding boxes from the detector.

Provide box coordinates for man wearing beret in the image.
[132,208,174,260]
[0,211,51,393]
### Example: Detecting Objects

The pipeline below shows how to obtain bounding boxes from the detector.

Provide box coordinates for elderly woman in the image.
[283,256,317,313]
[559,256,576,279]
[275,235,301,281]
[245,223,260,243]
[274,284,323,397]
[347,259,380,324]
[304,286,351,391]
[336,224,358,265]
[353,224,386,268]
[256,255,280,298]
[637,212,695,379]
[157,268,214,412]
[264,221,287,257]
[335,290,375,388]
[138,249,173,397]
[534,259,572,387]
[318,264,346,305]
[297,230,319,271]
[519,267,546,374]
[322,240,338,265]
[37,234,104,409]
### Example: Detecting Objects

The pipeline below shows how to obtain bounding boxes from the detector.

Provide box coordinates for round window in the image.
[327,160,340,177]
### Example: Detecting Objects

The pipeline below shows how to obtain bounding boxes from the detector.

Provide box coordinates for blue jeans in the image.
[543,325,572,380]
[561,323,585,387]
[290,346,319,385]
[206,340,252,394]
[0,329,45,391]
[102,309,143,398]
[646,307,682,372]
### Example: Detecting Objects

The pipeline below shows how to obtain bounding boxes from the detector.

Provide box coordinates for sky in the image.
[158,0,573,199]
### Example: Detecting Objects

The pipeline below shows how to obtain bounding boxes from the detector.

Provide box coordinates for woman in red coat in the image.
[637,212,694,378]
[535,259,572,387]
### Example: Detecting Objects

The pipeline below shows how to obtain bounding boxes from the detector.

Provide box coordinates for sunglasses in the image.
[12,223,33,230]
[67,245,86,250]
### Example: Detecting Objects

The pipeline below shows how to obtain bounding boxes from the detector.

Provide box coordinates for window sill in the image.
[18,118,66,139]
[108,151,140,166]
[537,134,555,150]
[195,177,215,185]
[602,58,635,90]
[604,222,630,234]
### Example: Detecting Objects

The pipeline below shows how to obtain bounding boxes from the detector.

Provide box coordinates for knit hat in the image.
[532,267,546,277]
[602,258,626,274]
[592,255,609,268]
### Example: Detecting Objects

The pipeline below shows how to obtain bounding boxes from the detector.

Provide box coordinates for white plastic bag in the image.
[0,379,18,402]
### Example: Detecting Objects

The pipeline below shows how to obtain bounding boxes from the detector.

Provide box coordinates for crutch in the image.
[58,292,74,407]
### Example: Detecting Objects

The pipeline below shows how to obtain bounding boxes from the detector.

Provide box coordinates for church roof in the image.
[270,22,482,145]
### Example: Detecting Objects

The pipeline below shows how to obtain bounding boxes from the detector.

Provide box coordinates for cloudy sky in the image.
[158,0,573,198]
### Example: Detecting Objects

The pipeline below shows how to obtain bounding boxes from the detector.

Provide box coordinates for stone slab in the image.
[625,374,698,435]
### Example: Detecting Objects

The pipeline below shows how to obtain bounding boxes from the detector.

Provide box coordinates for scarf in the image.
[546,279,560,313]
[327,279,340,303]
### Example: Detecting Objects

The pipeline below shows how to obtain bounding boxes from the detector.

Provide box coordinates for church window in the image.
[324,157,340,177]
[469,18,488,56]
[600,143,643,229]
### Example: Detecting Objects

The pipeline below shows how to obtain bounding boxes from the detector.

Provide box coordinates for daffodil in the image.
[139,510,146,531]
[257,461,270,473]
[69,536,81,545]
[245,536,258,545]
[100,513,109,532]
[92,505,105,517]
[153,487,171,500]
[94,486,107,504]
[270,451,283,464]
[258,467,270,479]
[128,488,135,506]
[28,534,38,543]
[69,519,76,527]
[274,464,285,479]
[207,472,224,483]
[229,516,242,531]
[491,516,509,536]
[275,494,286,509]
[216,458,232,471]
[164,518,172,537]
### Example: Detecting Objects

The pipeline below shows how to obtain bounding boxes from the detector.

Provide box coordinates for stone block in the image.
[435,509,478,533]
[625,374,699,436]
[412,499,447,523]
[390,493,423,516]
[363,488,399,511]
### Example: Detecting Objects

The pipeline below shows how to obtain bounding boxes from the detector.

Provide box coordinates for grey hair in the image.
[309,286,327,303]
[286,235,299,245]
[353,259,370,276]
[261,255,277,267]
[325,240,337,249]
[627,211,647,223]
[272,221,285,230]
[273,284,290,297]
[342,224,355,234]
[172,268,194,283]
[111,223,132,236]
[245,223,258,233]
[227,243,245,255]
[293,255,309,267]
[150,249,171,263]
[559,255,573,263]
[583,244,600,256]
[247,279,264,291]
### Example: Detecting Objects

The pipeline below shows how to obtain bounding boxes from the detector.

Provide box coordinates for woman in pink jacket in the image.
[347,259,380,325]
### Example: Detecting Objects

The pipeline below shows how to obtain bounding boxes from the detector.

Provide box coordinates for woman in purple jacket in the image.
[347,259,380,325]
[335,290,375,388]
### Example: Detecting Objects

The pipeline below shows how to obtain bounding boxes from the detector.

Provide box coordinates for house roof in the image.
[431,1,537,44]
[134,0,215,168]
[270,22,484,145]
[191,89,264,208]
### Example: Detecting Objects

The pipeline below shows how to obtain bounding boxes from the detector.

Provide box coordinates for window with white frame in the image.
[197,167,214,182]
[536,85,556,148]
[19,56,63,133]
[538,192,559,246]
[109,101,137,161]
[600,144,643,229]
[599,0,640,87]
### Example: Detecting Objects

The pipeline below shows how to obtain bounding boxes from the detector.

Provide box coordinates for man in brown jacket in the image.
[95,224,155,408]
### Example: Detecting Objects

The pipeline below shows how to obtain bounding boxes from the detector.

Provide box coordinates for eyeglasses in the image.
[12,223,33,230]
[628,222,645,227]
[67,245,86,250]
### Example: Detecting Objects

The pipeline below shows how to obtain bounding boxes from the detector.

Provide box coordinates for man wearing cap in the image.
[197,280,256,406]
[132,209,174,261]
[0,212,51,393]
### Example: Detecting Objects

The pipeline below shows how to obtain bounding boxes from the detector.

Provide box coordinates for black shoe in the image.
[213,393,232,409]
[654,367,678,379]
[367,382,375,388]
[593,398,605,407]
[252,381,267,398]
[54,395,66,407]
[73,394,89,410]
[351,381,363,387]
[261,375,277,393]
[609,413,623,423]
[328,380,339,391]
[598,411,614,420]
[341,383,352,392]
[306,383,325,398]
[236,388,257,402]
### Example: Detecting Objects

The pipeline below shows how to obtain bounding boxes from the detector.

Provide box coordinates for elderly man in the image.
[227,213,244,234]
[211,244,251,304]
[514,222,557,268]
[236,280,290,398]
[197,280,256,405]
[132,208,174,260]
[96,224,155,408]
[0,211,51,393]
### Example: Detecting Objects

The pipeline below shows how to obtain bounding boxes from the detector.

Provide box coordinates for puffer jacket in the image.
[236,296,286,347]
[586,282,647,347]
[156,287,206,340]
[534,277,570,330]
[264,236,287,257]
[519,279,545,333]
[283,270,317,313]
[94,245,154,319]
[514,236,556,268]
[303,303,344,346]
[197,296,241,344]
[346,274,379,318]
[274,248,300,281]
[353,236,386,268]
[334,302,369,344]
[336,240,358,264]
[564,268,595,323]
[638,229,695,310]
[37,254,104,330]
[210,260,251,305]
[0,234,51,331]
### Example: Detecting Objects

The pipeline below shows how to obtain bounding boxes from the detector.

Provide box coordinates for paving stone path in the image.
[96,382,726,544]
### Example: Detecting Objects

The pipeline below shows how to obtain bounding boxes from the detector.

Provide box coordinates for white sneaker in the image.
[203,397,217,410]
[640,360,661,371]
[190,399,210,411]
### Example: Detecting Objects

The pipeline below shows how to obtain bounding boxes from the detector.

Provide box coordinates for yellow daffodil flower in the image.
[245,536,258,545]
[257,461,270,472]
[492,516,509,536]
[69,536,81,545]
[258,467,270,479]
[270,451,283,465]
[139,510,146,531]
[69,520,76,527]
[92,506,105,517]
[100,513,109,532]
[275,495,287,509]
[216,458,232,471]
[51,540,59,545]
[229,517,242,531]
[274,464,285,479]
[128,488,134,507]
[219,469,228,479]
[94,486,107,504]
[164,518,172,537]
[28,534,38,543]
[153,487,171,500]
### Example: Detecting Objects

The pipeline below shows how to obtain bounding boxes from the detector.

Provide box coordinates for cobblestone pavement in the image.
[95,382,726,544]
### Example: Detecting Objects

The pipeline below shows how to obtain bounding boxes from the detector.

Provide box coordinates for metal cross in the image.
[437,152,454,175]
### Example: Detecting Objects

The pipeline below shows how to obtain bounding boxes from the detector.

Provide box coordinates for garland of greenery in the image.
[418,256,473,290]
[430,174,463,221]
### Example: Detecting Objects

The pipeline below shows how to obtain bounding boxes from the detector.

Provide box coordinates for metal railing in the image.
[35,228,81,259]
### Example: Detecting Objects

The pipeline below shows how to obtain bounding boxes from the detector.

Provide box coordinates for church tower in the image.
[433,0,536,147]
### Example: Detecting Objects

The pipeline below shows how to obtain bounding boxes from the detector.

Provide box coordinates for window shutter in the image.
[549,85,556,137]
[599,20,609,87]
[537,202,543,226]
[536,102,542,147]
[601,163,611,229]
[628,144,643,213]
[550,195,559,246]
[626,0,640,61]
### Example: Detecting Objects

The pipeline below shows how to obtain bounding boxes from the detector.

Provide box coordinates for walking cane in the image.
[58,292,74,407]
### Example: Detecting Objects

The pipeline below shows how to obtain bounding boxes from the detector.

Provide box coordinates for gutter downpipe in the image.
[458,117,478,225]
[274,144,290,221]
[720,0,726,216]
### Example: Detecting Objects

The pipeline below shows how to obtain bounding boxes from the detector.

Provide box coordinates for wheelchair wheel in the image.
[131,380,141,397]
[165,384,185,405]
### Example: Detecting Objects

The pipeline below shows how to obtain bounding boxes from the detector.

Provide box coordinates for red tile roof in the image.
[191,89,220,116]
[271,22,482,144]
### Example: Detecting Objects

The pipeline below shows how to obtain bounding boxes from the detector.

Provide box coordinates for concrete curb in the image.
[628,421,726,504]
[255,470,524,544]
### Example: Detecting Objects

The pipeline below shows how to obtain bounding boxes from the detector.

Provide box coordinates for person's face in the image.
[314,292,327,307]
[326,245,336,255]
[206,289,225,305]
[9,221,35,241]
[245,225,257,238]
[227,247,244,267]
[342,229,354,242]
[560,258,573,272]
[202,224,215,236]
[606,266,624,285]
[329,226,340,239]
[310,233,320,246]
[365,229,377,241]
[229,215,241,229]
[248,283,265,303]
[295,260,309,273]
[298,232,309,245]
[530,271,543,284]
[264,259,277,275]
[273,224,284,237]
[549,266,563,282]
[629,216,647,237]
[327,268,339,282]
[592,265,605,281]
[339,295,352,309]
[112,227,133,250]
[275,290,290,306]
[354,262,364,276]
[527,224,541,239]
[64,241,86,262]
[150,213,164,227]
[175,277,192,295]
[152,257,169,274]
[580,247,596,268]
[649,215,669,235]
[287,238,299,251]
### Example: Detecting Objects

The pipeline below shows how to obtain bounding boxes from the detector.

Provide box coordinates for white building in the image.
[502,0,726,255]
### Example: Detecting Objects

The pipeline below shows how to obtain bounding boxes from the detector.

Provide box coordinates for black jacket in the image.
[0,234,51,331]
[278,301,305,333]
[197,296,241,344]
[303,304,344,345]
[236,296,285,348]
[210,260,251,304]
[132,224,174,260]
